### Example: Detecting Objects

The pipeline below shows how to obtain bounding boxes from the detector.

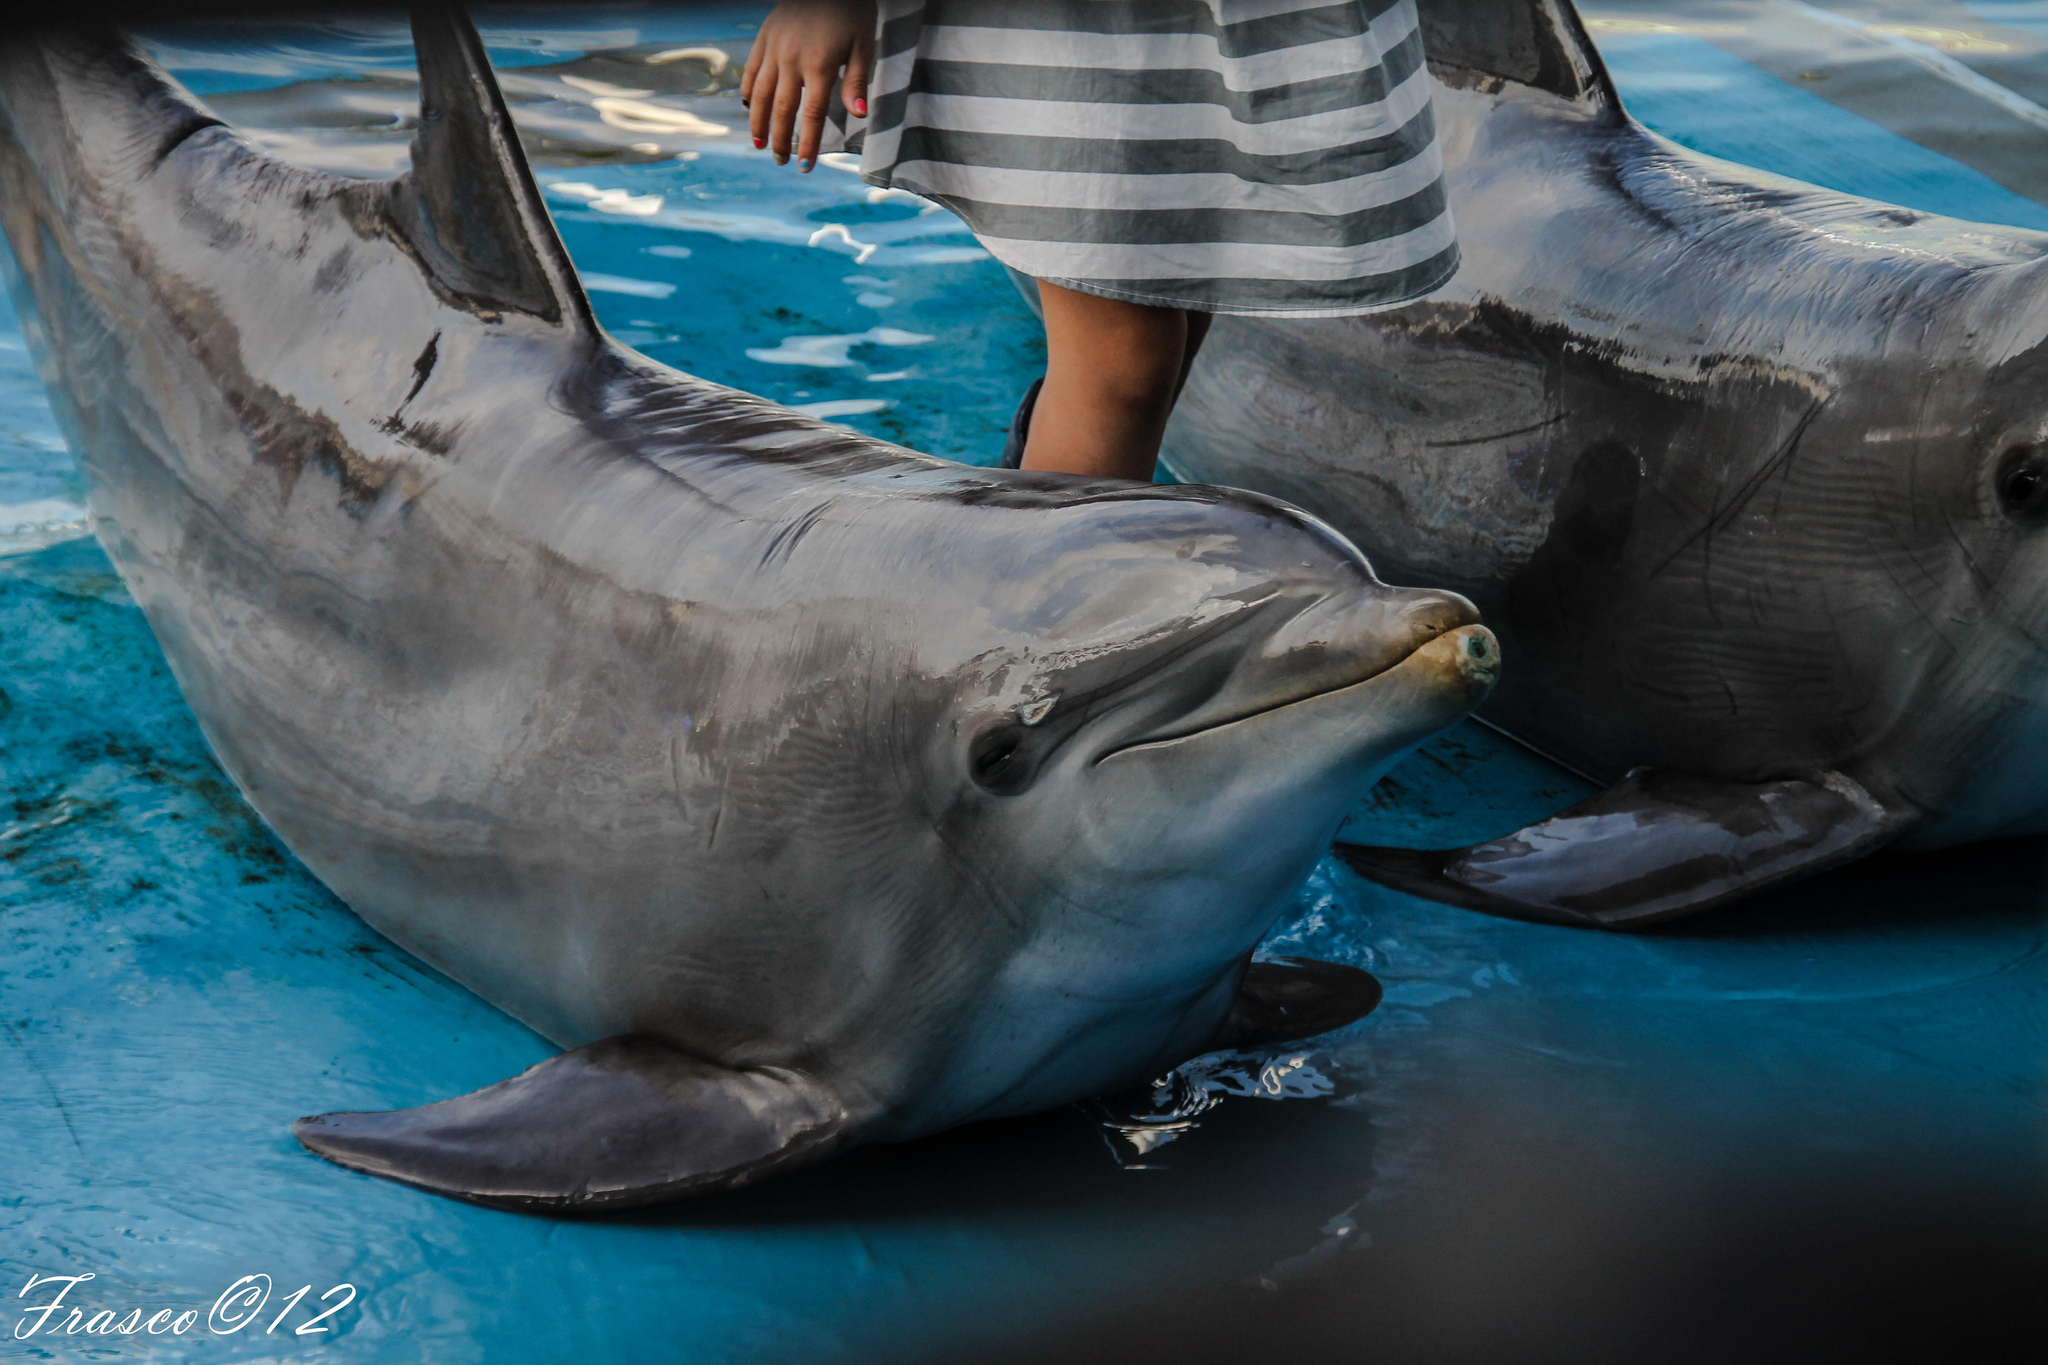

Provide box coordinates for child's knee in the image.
[1038,282,1190,421]
[1056,320,1184,398]
[1092,347,1186,411]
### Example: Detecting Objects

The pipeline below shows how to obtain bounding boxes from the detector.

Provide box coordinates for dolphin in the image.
[1164,0,2048,929]
[0,12,1497,1208]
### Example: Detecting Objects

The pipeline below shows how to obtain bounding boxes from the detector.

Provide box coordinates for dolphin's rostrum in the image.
[0,13,1496,1207]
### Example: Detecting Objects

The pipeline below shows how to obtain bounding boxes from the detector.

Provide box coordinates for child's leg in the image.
[1022,281,1209,481]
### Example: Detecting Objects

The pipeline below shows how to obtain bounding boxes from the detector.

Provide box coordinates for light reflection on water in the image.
[1089,1051,1337,1166]
[0,303,85,554]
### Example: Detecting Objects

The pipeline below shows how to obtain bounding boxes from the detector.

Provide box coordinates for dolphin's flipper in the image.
[391,8,593,329]
[293,1036,852,1211]
[1336,769,1900,930]
[1209,956,1384,1049]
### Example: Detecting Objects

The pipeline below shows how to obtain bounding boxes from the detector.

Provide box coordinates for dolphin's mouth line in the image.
[1091,634,1441,766]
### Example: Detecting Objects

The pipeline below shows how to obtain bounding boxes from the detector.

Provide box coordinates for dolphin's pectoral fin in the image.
[1336,768,1902,930]
[292,1035,852,1211]
[1208,956,1384,1050]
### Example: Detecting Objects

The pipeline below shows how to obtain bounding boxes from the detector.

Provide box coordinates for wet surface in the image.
[1,6,2043,1361]
[1588,0,2048,226]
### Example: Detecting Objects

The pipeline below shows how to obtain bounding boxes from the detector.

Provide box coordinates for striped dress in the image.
[858,0,1457,317]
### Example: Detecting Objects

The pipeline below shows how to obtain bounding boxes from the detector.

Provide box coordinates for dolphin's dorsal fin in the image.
[1419,0,1617,108]
[389,8,593,330]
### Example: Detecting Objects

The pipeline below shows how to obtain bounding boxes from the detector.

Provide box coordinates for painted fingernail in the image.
[753,136,765,149]
[853,97,867,116]
[740,97,749,108]
[799,157,813,171]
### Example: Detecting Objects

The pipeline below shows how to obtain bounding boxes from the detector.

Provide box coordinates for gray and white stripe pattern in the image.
[858,0,1458,316]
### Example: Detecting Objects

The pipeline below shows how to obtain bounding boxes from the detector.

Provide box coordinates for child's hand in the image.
[742,0,876,172]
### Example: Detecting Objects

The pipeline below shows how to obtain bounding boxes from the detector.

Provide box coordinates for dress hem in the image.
[1018,259,1462,317]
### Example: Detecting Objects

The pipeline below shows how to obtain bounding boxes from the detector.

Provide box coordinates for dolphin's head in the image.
[862,477,1495,1117]
[939,485,1494,906]
[1841,266,2048,845]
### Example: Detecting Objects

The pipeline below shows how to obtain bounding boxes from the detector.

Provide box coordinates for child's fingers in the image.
[796,65,832,169]
[842,35,873,120]
[748,61,778,149]
[740,38,761,107]
[770,63,806,163]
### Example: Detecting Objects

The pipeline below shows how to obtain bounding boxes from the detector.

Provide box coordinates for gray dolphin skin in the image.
[0,12,1497,1208]
[1166,0,2048,928]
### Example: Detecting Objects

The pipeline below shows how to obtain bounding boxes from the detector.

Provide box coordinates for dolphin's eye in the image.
[969,725,1034,796]
[1996,446,2048,523]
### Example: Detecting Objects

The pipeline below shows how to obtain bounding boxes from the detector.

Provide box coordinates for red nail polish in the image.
[854,97,867,116]
[753,136,765,149]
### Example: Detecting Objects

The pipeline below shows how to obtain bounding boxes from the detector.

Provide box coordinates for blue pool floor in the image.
[2,4,2044,1361]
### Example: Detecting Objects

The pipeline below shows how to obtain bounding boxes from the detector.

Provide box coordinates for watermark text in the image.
[14,1272,357,1341]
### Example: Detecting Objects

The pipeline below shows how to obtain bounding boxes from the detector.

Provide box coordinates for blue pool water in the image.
[2,6,2043,1361]
[1592,26,2048,228]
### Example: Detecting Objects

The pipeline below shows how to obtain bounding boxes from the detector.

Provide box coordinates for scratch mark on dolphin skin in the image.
[377,414,461,456]
[1871,544,1965,666]
[927,816,1033,936]
[707,767,730,850]
[759,499,834,569]
[669,736,688,818]
[1424,411,1572,448]
[1942,515,1994,597]
[1650,397,1827,587]
[401,331,440,408]
[2,1020,83,1156]
[378,334,448,452]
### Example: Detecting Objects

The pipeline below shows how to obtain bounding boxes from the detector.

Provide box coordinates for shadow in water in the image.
[586,1062,1379,1236]
[977,1086,2048,1365]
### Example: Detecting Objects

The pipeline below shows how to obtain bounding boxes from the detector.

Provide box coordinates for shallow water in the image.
[2,5,2044,1360]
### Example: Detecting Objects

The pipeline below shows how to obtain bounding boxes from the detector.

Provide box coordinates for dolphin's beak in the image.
[1097,623,1499,783]
[1084,620,1499,891]
[1095,584,1487,761]
[1037,620,1496,983]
